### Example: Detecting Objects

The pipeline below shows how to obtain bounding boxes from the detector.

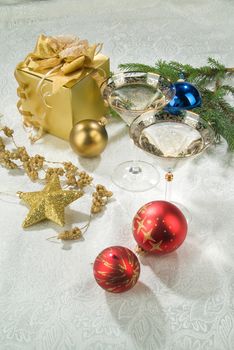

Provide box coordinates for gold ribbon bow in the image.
[19,34,102,93]
[15,34,103,142]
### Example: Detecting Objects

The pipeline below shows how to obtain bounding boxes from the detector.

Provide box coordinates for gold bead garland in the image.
[0,124,113,240]
[91,184,113,214]
[57,227,83,241]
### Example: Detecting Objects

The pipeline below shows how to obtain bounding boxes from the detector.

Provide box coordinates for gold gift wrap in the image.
[15,35,110,141]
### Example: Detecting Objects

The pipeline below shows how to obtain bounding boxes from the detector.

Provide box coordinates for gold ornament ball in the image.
[69,119,108,158]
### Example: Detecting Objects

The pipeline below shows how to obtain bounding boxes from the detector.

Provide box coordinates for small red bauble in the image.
[133,200,187,255]
[93,246,140,293]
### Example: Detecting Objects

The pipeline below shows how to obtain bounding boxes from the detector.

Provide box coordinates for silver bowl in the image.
[129,110,215,171]
[101,71,176,125]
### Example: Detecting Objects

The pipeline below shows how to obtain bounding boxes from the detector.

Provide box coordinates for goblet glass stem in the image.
[129,163,142,175]
[164,169,192,223]
[164,171,174,202]
[129,139,142,175]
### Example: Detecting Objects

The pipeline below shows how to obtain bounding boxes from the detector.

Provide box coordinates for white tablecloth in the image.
[0,1,234,349]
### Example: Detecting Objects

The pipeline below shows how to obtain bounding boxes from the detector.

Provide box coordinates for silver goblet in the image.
[101,71,175,191]
[129,110,215,219]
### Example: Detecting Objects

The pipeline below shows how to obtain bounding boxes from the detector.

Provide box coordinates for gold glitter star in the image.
[18,175,83,228]
[149,240,163,252]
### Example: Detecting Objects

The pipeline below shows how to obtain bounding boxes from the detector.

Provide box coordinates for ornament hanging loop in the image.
[178,71,185,81]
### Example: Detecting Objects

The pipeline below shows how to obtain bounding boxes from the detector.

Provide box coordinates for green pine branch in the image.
[119,57,234,151]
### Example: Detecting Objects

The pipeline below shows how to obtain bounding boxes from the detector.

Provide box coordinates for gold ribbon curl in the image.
[15,34,104,142]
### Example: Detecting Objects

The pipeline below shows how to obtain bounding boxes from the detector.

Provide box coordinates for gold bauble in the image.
[69,119,108,158]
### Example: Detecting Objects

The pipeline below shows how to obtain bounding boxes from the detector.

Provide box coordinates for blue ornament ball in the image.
[164,81,202,115]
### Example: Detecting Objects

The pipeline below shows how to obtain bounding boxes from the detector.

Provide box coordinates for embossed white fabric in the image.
[0,1,234,349]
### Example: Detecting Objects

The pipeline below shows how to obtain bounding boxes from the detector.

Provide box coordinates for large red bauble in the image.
[133,201,187,255]
[93,246,140,293]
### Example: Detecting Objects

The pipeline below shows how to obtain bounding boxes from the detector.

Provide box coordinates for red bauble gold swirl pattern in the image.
[133,201,187,255]
[93,246,140,293]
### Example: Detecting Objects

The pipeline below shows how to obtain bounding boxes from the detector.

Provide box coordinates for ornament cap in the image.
[178,72,185,81]
[98,117,108,126]
[135,245,147,256]
[17,191,23,198]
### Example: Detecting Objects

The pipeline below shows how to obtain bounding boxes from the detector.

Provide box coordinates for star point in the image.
[149,240,163,252]
[135,217,147,234]
[142,227,154,243]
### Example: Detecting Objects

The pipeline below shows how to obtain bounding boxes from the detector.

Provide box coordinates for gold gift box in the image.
[15,54,110,140]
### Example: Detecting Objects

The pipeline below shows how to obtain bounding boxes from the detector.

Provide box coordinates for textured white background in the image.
[0,1,234,349]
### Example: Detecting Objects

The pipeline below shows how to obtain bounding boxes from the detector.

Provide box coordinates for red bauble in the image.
[93,246,140,293]
[133,200,187,255]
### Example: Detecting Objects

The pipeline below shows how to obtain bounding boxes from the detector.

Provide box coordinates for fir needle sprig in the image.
[119,57,234,150]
